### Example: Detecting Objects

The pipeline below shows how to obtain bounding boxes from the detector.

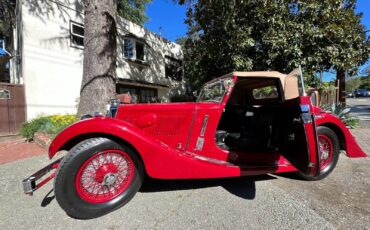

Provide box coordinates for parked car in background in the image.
[346,92,354,98]
[22,68,367,219]
[354,89,370,97]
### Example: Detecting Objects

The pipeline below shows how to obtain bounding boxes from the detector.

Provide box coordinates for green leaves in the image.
[117,0,152,26]
[20,114,77,140]
[321,103,359,128]
[184,0,369,90]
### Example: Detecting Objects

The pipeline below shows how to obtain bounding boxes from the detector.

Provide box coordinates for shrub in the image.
[44,114,78,136]
[321,103,359,128]
[21,114,78,140]
[21,116,51,140]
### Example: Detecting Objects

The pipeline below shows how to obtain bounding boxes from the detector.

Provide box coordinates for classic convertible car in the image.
[22,68,367,219]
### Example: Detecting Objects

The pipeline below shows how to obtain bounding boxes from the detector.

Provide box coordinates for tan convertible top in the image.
[220,70,300,100]
[233,71,287,78]
[233,71,287,85]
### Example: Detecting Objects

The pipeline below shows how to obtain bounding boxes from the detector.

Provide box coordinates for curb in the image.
[34,132,52,148]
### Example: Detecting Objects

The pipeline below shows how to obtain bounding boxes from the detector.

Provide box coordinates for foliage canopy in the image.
[184,0,370,90]
[117,0,152,26]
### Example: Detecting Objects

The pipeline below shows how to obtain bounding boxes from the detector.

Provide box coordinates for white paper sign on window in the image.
[0,89,10,99]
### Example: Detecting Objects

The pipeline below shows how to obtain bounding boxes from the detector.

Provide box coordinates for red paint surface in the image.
[305,96,320,176]
[116,103,197,150]
[36,172,56,189]
[315,113,367,158]
[49,117,245,179]
[46,79,366,180]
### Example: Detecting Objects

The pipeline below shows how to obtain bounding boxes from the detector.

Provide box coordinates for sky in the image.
[145,0,188,41]
[145,0,370,81]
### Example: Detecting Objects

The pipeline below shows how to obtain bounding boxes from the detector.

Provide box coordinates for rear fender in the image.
[49,117,243,179]
[316,114,367,158]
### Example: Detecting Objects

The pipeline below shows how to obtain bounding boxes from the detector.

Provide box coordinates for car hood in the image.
[115,102,197,128]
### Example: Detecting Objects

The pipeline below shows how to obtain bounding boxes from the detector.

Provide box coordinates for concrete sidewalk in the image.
[350,128,370,155]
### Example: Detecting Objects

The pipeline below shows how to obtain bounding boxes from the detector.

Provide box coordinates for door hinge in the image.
[301,113,312,124]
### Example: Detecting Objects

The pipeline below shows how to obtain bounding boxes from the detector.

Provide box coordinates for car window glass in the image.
[253,85,278,99]
[198,78,234,103]
[198,81,224,102]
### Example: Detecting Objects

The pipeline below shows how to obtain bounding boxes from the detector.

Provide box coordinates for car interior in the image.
[215,77,308,166]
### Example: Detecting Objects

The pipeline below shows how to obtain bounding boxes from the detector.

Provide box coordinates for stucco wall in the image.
[21,0,84,120]
[20,0,184,120]
[116,18,185,102]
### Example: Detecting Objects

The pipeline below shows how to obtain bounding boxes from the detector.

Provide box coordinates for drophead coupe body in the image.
[22,69,367,219]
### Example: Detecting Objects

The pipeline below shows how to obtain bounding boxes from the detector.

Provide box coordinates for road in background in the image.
[347,98,370,128]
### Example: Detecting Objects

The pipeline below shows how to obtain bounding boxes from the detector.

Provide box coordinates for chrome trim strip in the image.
[184,106,198,151]
[200,115,209,137]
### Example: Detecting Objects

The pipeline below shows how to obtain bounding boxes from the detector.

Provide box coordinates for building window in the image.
[165,56,182,81]
[135,42,145,61]
[123,38,134,59]
[117,85,158,103]
[70,21,84,48]
[123,38,146,62]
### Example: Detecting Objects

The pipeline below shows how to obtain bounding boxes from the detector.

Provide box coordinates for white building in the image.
[12,0,184,120]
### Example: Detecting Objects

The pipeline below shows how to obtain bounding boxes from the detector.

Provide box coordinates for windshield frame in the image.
[197,76,234,104]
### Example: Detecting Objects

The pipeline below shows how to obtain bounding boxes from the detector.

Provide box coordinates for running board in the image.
[184,151,285,168]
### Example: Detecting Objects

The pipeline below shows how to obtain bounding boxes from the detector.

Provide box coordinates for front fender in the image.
[316,113,367,158]
[48,117,243,179]
[49,117,149,159]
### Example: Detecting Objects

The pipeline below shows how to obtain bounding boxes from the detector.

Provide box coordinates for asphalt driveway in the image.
[347,97,370,128]
[0,148,369,229]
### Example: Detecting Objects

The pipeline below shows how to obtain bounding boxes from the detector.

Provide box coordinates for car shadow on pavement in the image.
[140,175,277,200]
[41,189,55,207]
[39,175,277,207]
[273,172,304,181]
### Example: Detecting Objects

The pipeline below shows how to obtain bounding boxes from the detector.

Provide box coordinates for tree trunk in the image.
[337,69,346,104]
[77,0,117,117]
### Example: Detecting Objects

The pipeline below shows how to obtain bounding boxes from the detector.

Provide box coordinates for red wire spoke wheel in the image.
[54,138,144,219]
[75,150,135,203]
[318,134,334,171]
[298,126,339,181]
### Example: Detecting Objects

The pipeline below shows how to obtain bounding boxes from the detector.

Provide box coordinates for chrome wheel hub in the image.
[102,173,117,186]
[321,150,329,160]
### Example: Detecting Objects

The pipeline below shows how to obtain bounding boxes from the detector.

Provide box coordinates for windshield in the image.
[197,77,234,103]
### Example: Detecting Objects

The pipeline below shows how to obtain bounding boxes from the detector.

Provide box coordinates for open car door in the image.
[282,68,320,177]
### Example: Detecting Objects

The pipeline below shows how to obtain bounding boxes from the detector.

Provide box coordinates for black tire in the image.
[298,126,340,181]
[54,137,144,219]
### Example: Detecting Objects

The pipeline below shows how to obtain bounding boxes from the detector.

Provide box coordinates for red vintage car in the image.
[22,69,367,219]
